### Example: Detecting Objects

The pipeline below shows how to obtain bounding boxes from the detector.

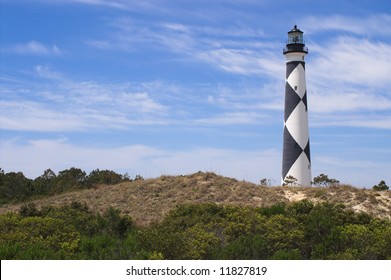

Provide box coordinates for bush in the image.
[373,180,389,191]
[312,174,339,187]
[97,207,134,238]
[0,213,80,259]
[85,169,123,186]
[2,201,391,260]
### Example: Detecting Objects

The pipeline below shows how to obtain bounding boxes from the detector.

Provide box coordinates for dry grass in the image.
[1,172,390,226]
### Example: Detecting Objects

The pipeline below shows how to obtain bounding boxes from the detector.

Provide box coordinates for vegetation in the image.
[1,170,391,224]
[1,201,390,260]
[0,167,136,205]
[312,174,340,187]
[1,168,390,259]
[373,180,389,191]
[282,175,297,186]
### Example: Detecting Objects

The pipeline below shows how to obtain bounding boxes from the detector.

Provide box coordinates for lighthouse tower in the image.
[282,25,311,186]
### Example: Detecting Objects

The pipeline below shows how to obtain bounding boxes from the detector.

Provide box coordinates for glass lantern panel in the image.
[288,32,303,44]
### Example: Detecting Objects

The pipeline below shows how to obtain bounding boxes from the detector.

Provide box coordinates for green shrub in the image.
[0,213,80,259]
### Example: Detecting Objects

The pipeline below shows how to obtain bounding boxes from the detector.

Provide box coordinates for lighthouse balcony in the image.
[283,44,308,54]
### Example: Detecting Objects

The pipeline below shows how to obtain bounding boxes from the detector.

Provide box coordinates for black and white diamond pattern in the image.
[282,61,311,186]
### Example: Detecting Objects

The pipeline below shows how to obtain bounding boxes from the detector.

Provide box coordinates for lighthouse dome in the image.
[283,25,308,54]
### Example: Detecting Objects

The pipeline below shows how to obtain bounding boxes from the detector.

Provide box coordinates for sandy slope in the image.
[1,172,390,226]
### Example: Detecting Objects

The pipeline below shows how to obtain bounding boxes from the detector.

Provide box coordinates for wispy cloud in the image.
[309,37,391,87]
[7,41,61,55]
[1,64,284,132]
[32,0,131,9]
[72,0,126,9]
[88,16,278,76]
[197,49,281,77]
[4,19,391,132]
[34,65,64,80]
[314,155,391,187]
[2,136,389,187]
[106,17,197,53]
[195,111,268,126]
[0,67,170,132]
[303,14,391,36]
[311,114,391,130]
[0,138,281,183]
[310,91,391,114]
[0,100,86,132]
[304,18,391,129]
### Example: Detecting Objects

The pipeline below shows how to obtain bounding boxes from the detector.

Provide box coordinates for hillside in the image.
[1,172,390,226]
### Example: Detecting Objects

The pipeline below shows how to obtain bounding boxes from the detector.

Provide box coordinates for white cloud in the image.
[0,97,168,132]
[311,114,391,130]
[106,17,196,53]
[10,41,61,55]
[195,111,268,126]
[2,137,389,187]
[198,48,282,76]
[0,67,170,132]
[304,33,391,129]
[118,92,166,113]
[33,0,130,9]
[74,0,125,8]
[303,14,391,36]
[309,90,391,129]
[85,40,113,50]
[310,91,391,113]
[314,155,391,188]
[163,23,191,33]
[34,65,65,80]
[0,138,280,183]
[0,101,87,132]
[89,17,281,76]
[309,37,391,87]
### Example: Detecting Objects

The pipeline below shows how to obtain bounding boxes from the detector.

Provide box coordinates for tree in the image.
[260,178,274,187]
[283,175,298,186]
[85,169,123,186]
[0,168,5,202]
[312,174,339,187]
[0,172,33,203]
[260,178,268,186]
[53,167,86,192]
[372,180,389,191]
[41,169,56,180]
[33,169,57,195]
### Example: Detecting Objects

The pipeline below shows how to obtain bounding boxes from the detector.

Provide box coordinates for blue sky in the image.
[1,0,391,187]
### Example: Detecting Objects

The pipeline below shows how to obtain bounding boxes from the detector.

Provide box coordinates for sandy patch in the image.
[283,190,307,202]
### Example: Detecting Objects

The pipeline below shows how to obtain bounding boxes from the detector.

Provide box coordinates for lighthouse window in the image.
[294,86,298,90]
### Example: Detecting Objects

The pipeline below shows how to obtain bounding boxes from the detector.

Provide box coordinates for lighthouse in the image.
[282,25,311,186]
